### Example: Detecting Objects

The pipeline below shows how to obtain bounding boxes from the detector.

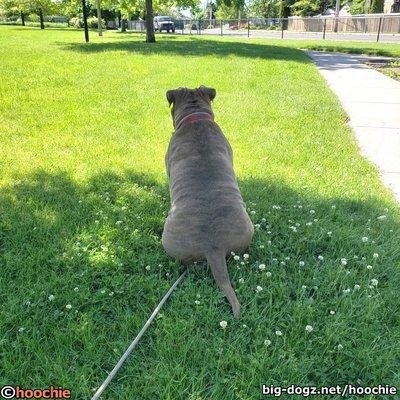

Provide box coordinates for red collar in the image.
[176,112,214,130]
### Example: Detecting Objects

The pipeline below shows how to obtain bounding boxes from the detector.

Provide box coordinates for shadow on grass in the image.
[1,169,399,289]
[58,34,310,62]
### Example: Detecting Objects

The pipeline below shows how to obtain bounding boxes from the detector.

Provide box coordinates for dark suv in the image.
[154,16,175,33]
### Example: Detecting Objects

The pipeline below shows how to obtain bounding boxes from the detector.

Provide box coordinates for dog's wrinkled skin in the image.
[161,86,254,318]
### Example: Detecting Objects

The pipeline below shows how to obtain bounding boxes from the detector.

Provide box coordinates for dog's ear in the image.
[166,89,178,107]
[199,86,216,102]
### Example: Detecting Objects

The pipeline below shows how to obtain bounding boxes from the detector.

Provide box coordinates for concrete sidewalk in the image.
[307,51,400,202]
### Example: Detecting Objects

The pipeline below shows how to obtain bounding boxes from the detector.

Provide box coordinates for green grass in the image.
[1,25,399,399]
[281,40,400,58]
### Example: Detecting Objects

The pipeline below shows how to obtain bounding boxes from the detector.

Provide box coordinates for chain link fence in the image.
[1,13,399,42]
[126,14,400,43]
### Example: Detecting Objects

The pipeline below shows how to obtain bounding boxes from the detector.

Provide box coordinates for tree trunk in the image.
[117,10,121,28]
[145,0,155,43]
[96,0,103,36]
[39,9,44,29]
[121,19,126,32]
[21,12,25,26]
[81,0,89,42]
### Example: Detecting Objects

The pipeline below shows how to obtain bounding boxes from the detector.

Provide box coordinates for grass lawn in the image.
[1,25,399,399]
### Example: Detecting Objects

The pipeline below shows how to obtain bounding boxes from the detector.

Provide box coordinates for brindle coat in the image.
[161,86,254,318]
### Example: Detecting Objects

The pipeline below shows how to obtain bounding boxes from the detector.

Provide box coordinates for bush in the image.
[87,16,106,29]
[28,13,39,22]
[69,16,106,29]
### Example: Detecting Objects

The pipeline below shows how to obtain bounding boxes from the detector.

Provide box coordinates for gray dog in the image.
[161,86,254,318]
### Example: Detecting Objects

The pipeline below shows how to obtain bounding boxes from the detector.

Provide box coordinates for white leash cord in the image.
[91,268,188,400]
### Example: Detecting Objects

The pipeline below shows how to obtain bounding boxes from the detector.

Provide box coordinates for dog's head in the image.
[166,86,216,128]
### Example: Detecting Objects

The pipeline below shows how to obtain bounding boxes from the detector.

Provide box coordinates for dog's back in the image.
[162,87,254,318]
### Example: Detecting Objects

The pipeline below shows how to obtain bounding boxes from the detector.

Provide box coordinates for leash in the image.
[91,268,188,400]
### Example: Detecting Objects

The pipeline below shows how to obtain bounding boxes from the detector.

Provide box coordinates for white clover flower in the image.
[259,245,265,249]
[305,325,313,332]
[318,255,324,261]
[266,271,272,278]
[242,324,248,328]
[219,320,227,329]
[299,261,305,267]
[267,240,272,245]
[354,284,360,290]
[280,261,286,266]
[115,220,123,225]
[240,261,245,265]
[48,295,55,301]
[327,231,332,236]
[243,254,249,260]
[331,205,336,209]
[343,288,351,294]
[194,300,200,305]
[275,330,283,336]
[371,279,378,286]
[367,265,373,270]
[233,255,240,261]
[301,285,307,290]
[306,222,312,226]
[256,285,263,292]
[145,265,151,271]
[239,278,244,284]
[341,258,347,266]
[258,264,266,271]
[373,253,379,259]
[330,310,335,315]
[313,219,318,222]
[74,287,79,292]
[310,210,315,214]
[354,255,359,259]
[26,301,31,306]
[337,344,343,351]
[254,224,261,229]
[231,251,235,256]
[18,327,25,333]
[250,210,256,215]
[377,215,387,220]
[109,291,114,296]
[264,339,272,346]
[362,237,369,242]
[100,289,106,294]
[66,304,72,310]
[261,218,266,222]
[272,258,278,262]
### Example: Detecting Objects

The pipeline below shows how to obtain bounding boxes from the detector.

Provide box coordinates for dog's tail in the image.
[206,249,240,319]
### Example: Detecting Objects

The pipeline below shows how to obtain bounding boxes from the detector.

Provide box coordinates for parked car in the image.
[154,16,175,32]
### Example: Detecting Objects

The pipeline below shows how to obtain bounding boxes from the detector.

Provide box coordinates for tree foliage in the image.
[248,0,279,18]
[290,0,321,16]
[369,0,383,13]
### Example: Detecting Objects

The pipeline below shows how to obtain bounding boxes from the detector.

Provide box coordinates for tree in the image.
[369,0,383,12]
[26,0,57,28]
[145,0,155,41]
[0,0,30,24]
[248,0,279,18]
[290,0,321,16]
[349,0,365,13]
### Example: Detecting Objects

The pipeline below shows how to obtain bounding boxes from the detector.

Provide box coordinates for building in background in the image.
[384,0,400,12]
